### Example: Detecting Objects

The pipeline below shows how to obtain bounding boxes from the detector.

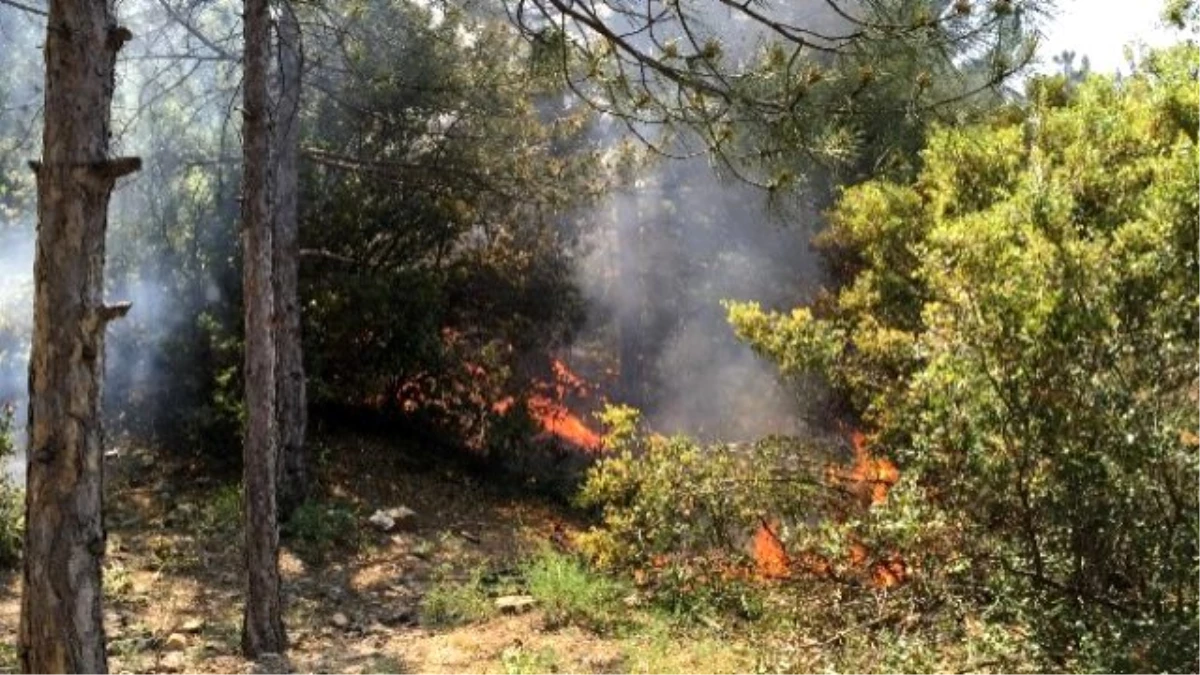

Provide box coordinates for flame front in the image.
[752,519,790,579]
[749,430,906,587]
[528,394,602,450]
[847,430,900,505]
[526,358,603,451]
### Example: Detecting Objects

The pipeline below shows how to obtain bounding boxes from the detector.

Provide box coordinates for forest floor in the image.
[0,432,754,674]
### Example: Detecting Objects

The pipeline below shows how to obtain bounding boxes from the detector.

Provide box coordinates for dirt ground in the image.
[0,432,748,674]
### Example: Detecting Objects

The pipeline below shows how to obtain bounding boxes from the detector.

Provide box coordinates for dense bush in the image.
[728,45,1199,671]
[292,1,601,449]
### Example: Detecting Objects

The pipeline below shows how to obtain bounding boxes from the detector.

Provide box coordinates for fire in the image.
[832,430,900,506]
[525,357,603,451]
[748,430,906,587]
[752,519,791,579]
[528,394,602,450]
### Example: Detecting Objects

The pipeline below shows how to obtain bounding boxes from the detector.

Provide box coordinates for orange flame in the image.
[752,519,791,579]
[832,430,899,506]
[749,430,907,588]
[522,357,603,451]
[528,394,602,450]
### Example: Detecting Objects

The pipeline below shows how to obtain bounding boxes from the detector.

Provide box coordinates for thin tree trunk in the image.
[18,0,138,671]
[273,1,308,520]
[241,0,286,657]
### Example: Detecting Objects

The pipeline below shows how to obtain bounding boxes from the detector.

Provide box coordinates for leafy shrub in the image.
[418,569,495,628]
[523,547,628,631]
[729,45,1200,672]
[281,498,359,556]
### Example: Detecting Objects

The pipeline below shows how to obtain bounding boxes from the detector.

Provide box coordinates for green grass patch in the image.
[281,498,359,557]
[523,547,628,631]
[419,568,495,628]
[501,645,560,674]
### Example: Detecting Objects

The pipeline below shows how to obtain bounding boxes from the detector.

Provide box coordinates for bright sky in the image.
[1035,0,1187,74]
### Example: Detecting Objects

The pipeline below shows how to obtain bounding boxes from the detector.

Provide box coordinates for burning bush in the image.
[728,48,1199,672]
[576,405,918,592]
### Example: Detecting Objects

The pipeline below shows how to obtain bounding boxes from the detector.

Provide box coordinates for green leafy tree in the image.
[729,43,1199,671]
[299,1,602,447]
[513,0,1046,190]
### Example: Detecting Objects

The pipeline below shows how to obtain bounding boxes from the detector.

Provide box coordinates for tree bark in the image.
[273,1,308,520]
[241,0,286,657]
[18,1,137,672]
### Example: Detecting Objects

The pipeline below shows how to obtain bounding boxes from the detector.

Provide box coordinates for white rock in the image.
[368,511,395,531]
[494,595,537,614]
[369,506,416,532]
[330,612,350,629]
[385,506,417,521]
[164,632,188,651]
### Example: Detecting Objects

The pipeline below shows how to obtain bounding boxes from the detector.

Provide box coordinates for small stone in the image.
[494,595,537,614]
[368,511,395,532]
[330,612,350,629]
[370,506,417,532]
[179,617,204,633]
[164,632,188,651]
[385,506,417,522]
[160,651,186,672]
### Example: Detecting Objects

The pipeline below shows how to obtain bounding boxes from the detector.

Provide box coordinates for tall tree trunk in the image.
[273,1,308,520]
[18,1,138,671]
[241,0,286,657]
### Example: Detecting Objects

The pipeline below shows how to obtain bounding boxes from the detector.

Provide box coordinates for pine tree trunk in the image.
[241,0,286,658]
[18,1,137,671]
[273,2,308,520]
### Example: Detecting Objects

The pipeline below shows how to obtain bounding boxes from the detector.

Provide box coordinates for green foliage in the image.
[500,645,560,675]
[197,483,242,535]
[577,406,878,619]
[92,0,602,463]
[281,499,359,556]
[523,547,628,631]
[0,479,22,569]
[418,568,496,628]
[296,0,600,449]
[0,405,21,567]
[577,406,782,571]
[730,44,1200,672]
